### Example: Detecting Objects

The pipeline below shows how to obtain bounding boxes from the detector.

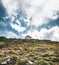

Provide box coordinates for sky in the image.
[0,0,59,41]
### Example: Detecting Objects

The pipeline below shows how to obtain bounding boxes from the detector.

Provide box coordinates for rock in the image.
[0,56,11,65]
[1,61,7,65]
[28,61,34,65]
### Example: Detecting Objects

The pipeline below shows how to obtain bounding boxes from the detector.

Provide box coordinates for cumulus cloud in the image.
[29,0,59,26]
[16,19,21,26]
[6,31,19,38]
[1,0,20,16]
[1,0,59,41]
[37,26,59,41]
[10,22,25,32]
[2,0,59,26]
[0,31,19,38]
[48,26,59,41]
[22,26,59,41]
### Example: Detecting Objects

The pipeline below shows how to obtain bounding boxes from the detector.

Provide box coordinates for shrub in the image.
[10,56,17,65]
[8,50,15,54]
[33,56,38,60]
[54,49,59,55]
[49,61,53,65]
[38,60,50,65]
[51,57,59,62]
[0,53,6,57]
[0,43,5,49]
[41,53,49,57]
[18,60,27,65]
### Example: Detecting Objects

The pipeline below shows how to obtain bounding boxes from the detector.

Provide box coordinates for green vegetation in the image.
[38,60,50,65]
[0,36,59,65]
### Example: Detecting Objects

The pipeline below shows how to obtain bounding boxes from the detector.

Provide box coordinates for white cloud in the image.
[40,26,59,41]
[10,23,25,32]
[6,31,19,38]
[1,0,59,41]
[22,29,48,39]
[2,0,59,26]
[11,16,15,23]
[24,0,59,26]
[16,19,21,26]
[48,26,59,41]
[2,0,21,16]
[22,26,59,41]
[0,31,19,38]
[22,30,39,39]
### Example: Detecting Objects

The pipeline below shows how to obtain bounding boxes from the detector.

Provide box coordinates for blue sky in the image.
[0,0,59,41]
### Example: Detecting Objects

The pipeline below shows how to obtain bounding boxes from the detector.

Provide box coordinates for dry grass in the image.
[0,39,59,65]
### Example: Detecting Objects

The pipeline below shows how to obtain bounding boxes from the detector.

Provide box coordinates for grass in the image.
[0,37,59,65]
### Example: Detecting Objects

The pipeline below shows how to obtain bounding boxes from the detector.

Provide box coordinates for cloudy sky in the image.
[0,0,59,41]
